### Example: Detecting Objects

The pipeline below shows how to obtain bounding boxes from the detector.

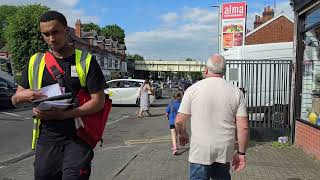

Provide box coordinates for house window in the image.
[104,57,108,69]
[115,59,119,69]
[300,5,320,126]
[108,58,113,69]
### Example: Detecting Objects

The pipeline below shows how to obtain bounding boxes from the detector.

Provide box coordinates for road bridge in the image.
[134,60,206,72]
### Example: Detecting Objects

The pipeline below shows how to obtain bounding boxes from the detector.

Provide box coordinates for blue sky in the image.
[0,0,293,60]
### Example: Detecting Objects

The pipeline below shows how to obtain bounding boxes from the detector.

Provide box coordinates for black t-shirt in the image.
[19,53,106,145]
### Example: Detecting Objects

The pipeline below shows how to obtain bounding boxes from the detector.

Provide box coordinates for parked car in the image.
[152,83,162,99]
[104,79,156,105]
[0,77,16,109]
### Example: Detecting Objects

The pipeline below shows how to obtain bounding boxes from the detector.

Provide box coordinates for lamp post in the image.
[212,5,221,54]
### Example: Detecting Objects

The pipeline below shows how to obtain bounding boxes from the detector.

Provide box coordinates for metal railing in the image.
[225,59,293,130]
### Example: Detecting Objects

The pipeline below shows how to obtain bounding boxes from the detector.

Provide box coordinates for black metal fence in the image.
[225,59,293,140]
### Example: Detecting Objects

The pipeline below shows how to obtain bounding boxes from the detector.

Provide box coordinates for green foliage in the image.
[4,4,49,72]
[271,141,291,147]
[101,24,125,44]
[0,5,19,44]
[185,58,193,61]
[189,72,203,81]
[127,54,144,61]
[82,22,101,34]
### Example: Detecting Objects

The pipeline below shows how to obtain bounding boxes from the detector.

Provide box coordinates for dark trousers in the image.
[189,162,231,180]
[34,139,94,180]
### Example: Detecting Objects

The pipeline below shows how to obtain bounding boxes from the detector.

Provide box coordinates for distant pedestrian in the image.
[175,54,249,180]
[138,78,154,117]
[165,92,182,155]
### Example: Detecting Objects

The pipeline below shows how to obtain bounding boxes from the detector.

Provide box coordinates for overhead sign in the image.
[221,2,247,50]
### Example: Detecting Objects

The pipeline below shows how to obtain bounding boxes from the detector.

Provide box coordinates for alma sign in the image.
[222,2,246,19]
[220,1,247,50]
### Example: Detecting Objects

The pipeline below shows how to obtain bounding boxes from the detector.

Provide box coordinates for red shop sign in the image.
[222,2,246,19]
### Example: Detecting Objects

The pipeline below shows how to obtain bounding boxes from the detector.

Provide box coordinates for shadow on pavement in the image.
[151,104,168,107]
[149,113,165,117]
[176,147,190,155]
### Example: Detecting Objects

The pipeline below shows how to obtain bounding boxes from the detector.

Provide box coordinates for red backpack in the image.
[45,52,112,148]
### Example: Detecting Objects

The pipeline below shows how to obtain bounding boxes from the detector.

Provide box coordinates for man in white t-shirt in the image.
[175,54,249,180]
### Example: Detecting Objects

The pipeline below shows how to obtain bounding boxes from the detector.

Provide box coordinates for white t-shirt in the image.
[178,77,247,165]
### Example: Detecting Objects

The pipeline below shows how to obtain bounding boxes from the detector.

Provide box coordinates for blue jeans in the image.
[189,162,231,180]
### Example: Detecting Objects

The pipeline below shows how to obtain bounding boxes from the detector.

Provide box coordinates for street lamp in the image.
[211,5,221,54]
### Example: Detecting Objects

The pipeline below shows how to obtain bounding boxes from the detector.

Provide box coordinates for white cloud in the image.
[126,7,219,60]
[56,0,79,7]
[0,0,100,27]
[160,12,179,24]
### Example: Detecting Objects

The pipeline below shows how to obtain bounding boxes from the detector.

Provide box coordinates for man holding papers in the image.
[11,11,106,180]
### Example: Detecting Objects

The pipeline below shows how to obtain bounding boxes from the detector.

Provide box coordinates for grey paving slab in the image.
[1,90,320,180]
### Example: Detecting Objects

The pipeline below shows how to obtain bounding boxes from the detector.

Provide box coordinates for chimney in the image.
[254,15,263,29]
[262,6,274,23]
[75,19,82,38]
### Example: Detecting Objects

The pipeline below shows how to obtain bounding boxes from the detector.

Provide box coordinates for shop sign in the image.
[221,2,247,49]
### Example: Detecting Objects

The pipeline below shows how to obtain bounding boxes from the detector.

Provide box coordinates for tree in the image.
[0,5,19,44]
[189,72,203,81]
[186,58,194,61]
[101,24,125,44]
[5,4,49,72]
[127,54,144,61]
[82,22,101,34]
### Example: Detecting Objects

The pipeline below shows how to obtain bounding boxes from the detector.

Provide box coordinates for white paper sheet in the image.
[36,99,72,111]
[40,83,62,97]
[36,84,72,111]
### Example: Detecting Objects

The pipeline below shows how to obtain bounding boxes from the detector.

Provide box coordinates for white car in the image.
[104,79,156,105]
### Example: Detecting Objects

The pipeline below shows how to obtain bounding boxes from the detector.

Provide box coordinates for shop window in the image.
[300,5,320,126]
[306,5,320,29]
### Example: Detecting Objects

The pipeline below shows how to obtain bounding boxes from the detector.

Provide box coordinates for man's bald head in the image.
[206,54,226,75]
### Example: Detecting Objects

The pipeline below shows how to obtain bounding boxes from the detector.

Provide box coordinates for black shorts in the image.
[170,125,175,129]
[34,139,94,180]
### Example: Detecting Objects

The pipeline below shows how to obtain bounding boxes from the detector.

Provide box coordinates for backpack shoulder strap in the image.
[44,52,65,80]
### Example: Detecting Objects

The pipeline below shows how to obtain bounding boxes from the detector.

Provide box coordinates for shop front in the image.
[292,0,320,160]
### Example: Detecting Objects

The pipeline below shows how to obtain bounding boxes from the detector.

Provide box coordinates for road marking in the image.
[124,135,172,146]
[97,145,135,152]
[0,111,31,120]
[108,115,130,126]
[0,112,21,117]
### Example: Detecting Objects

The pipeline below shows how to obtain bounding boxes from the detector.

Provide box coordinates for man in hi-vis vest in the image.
[11,11,106,180]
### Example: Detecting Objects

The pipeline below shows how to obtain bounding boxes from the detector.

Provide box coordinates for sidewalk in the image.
[112,140,320,180]
[1,99,320,180]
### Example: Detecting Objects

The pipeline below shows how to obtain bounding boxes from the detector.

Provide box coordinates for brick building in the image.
[245,6,294,45]
[291,0,320,160]
[70,19,127,80]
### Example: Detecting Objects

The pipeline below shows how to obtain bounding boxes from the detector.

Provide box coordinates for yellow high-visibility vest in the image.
[28,49,92,150]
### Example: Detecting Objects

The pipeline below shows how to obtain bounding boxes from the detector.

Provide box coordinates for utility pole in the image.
[212,5,221,54]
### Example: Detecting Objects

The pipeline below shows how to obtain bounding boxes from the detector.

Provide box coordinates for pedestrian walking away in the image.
[165,92,182,155]
[175,54,249,180]
[138,77,154,118]
[11,10,106,180]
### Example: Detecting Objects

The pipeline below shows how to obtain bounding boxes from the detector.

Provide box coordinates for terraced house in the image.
[68,19,127,81]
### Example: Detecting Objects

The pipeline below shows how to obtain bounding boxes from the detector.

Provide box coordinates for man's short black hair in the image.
[39,10,67,27]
